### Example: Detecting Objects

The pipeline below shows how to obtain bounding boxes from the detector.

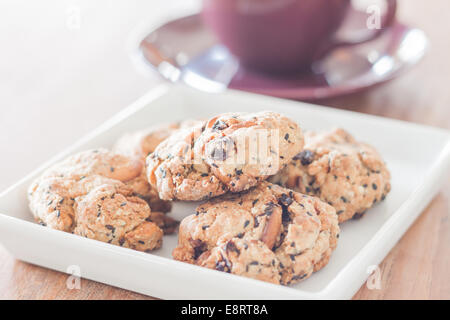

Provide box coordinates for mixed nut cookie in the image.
[74,183,163,251]
[271,128,391,223]
[146,112,304,201]
[173,182,339,285]
[28,149,177,251]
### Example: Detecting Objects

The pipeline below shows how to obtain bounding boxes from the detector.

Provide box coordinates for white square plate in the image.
[1,84,449,299]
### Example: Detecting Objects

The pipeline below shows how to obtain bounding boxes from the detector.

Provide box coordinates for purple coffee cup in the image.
[202,0,397,73]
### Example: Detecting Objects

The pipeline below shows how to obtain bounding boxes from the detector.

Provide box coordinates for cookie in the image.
[28,149,176,251]
[270,128,391,223]
[172,182,339,285]
[74,183,163,251]
[146,112,304,201]
[43,148,143,182]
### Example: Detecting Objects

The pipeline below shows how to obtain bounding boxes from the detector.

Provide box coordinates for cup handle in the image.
[317,0,397,58]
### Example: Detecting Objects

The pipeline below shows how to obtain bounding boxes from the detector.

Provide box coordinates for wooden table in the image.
[0,0,449,299]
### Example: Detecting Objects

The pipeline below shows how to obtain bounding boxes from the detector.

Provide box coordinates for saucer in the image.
[137,13,427,100]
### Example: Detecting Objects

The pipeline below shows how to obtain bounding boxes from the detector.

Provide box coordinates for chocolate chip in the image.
[226,241,240,255]
[341,196,348,203]
[281,205,291,223]
[216,261,227,272]
[244,220,250,228]
[191,240,206,260]
[293,150,315,166]
[353,212,366,219]
[372,183,378,190]
[119,237,125,246]
[279,193,293,207]
[209,137,234,161]
[202,225,209,230]
[284,133,289,141]
[291,273,307,281]
[212,119,228,131]
[138,240,145,244]
[120,202,127,207]
[264,202,276,216]
[105,225,115,232]
[210,148,227,161]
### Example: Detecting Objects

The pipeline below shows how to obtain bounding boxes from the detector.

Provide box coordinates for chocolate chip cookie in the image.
[146,112,304,201]
[28,149,176,251]
[271,128,391,223]
[173,182,339,285]
[74,183,163,251]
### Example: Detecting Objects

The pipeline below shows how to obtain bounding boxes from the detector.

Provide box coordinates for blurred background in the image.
[0,0,449,191]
